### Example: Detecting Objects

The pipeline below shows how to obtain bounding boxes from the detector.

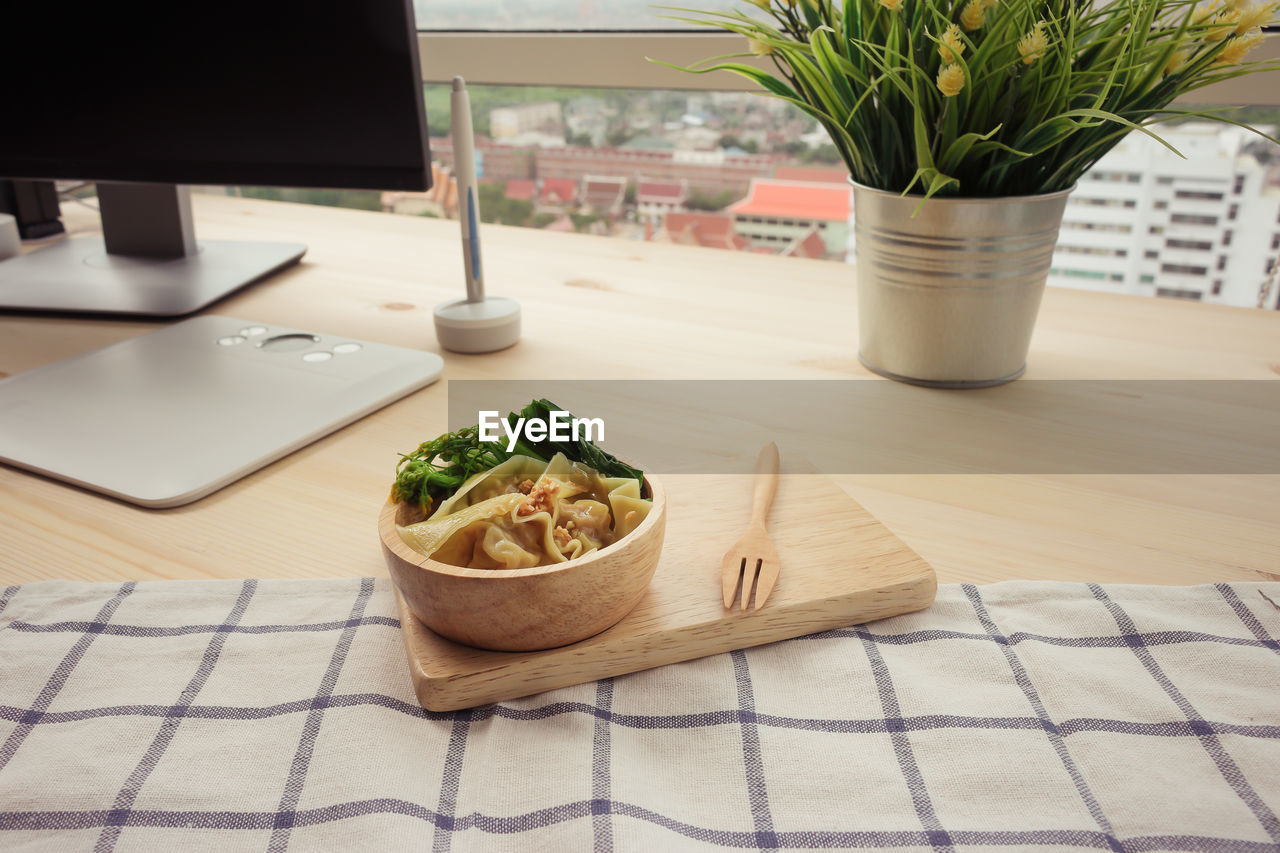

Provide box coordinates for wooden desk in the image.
[2,194,1277,585]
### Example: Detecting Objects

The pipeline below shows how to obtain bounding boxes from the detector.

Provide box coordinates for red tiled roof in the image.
[780,227,828,260]
[773,166,849,184]
[662,212,748,251]
[583,176,627,209]
[540,178,578,204]
[504,179,536,201]
[728,179,850,222]
[637,179,687,202]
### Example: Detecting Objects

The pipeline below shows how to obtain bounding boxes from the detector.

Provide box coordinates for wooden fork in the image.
[721,442,781,611]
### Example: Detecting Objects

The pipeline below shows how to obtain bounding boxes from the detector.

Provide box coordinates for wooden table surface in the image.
[2,194,1277,586]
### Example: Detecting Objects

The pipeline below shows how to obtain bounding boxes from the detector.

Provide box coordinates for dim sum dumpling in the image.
[432,454,549,518]
[402,451,651,569]
[397,492,524,560]
[599,476,652,539]
[557,498,613,553]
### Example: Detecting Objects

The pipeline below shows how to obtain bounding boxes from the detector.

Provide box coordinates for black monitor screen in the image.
[0,0,430,190]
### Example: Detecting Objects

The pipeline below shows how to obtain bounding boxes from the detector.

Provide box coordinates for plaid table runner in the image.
[0,578,1276,852]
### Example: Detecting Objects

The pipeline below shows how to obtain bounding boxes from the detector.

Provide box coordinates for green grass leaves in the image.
[655,0,1280,196]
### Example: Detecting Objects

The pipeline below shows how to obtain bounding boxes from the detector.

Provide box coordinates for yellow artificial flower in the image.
[1217,26,1265,62]
[960,0,986,30]
[1164,46,1193,75]
[960,0,987,30]
[879,0,905,11]
[1018,21,1049,65]
[1234,1,1277,32]
[938,24,966,63]
[747,36,774,55]
[1225,0,1251,10]
[1206,8,1241,39]
[746,0,773,8]
[936,63,966,97]
[1191,1,1220,24]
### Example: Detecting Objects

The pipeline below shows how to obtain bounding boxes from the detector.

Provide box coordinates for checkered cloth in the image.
[0,579,1277,852]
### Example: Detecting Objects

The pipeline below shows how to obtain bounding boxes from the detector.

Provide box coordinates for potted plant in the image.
[658,0,1280,386]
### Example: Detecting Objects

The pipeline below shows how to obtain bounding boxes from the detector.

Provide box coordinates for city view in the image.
[232,84,1280,311]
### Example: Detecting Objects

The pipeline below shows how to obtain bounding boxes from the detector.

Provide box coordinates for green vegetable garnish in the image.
[507,399,644,486]
[390,425,544,513]
[390,398,644,513]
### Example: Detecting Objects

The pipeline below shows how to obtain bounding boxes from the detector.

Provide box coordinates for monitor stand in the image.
[0,183,306,316]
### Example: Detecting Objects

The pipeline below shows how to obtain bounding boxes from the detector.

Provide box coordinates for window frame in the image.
[416,31,1280,104]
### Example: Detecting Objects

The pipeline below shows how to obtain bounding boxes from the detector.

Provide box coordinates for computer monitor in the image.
[0,0,431,316]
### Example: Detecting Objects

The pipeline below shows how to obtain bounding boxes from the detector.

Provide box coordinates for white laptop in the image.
[0,315,443,507]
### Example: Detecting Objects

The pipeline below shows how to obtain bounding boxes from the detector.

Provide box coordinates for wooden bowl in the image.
[379,476,666,652]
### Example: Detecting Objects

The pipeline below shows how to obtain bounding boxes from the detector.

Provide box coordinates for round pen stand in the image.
[433,296,521,353]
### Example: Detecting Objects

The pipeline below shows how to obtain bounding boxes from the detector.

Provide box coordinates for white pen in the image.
[451,76,484,304]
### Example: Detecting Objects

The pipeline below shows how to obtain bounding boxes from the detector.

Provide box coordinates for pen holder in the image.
[433,296,521,353]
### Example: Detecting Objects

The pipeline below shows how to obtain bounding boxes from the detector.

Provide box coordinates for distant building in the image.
[779,227,828,260]
[490,102,563,140]
[773,165,848,184]
[657,212,750,251]
[636,178,689,219]
[502,177,578,209]
[581,175,627,215]
[670,126,722,150]
[502,131,567,149]
[538,178,579,208]
[1049,123,1280,308]
[621,135,675,151]
[728,179,852,260]
[430,138,536,183]
[536,146,782,197]
[503,179,536,202]
[566,96,613,147]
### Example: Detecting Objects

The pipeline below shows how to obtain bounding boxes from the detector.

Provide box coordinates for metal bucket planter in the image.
[851,180,1072,389]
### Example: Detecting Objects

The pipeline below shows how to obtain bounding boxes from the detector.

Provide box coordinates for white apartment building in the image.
[1050,123,1280,309]
[489,102,563,140]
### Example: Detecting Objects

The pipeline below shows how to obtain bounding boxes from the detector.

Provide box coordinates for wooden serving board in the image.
[392,465,936,711]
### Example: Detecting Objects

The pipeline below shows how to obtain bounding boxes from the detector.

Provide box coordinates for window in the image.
[1165,238,1214,251]
[1213,280,1224,295]
[1061,221,1132,234]
[1156,287,1204,300]
[1175,190,1224,202]
[1170,213,1218,226]
[1071,197,1138,209]
[188,18,1280,311]
[1223,230,1234,247]
[1160,262,1209,276]
[1057,245,1127,258]
[1091,171,1141,183]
